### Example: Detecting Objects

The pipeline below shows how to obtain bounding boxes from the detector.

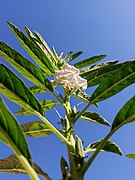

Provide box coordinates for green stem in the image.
[32,80,63,105]
[73,102,92,123]
[0,127,39,180]
[64,96,84,180]
[35,111,71,146]
[50,90,63,104]
[82,131,113,175]
[63,95,79,178]
[82,118,126,175]
[16,155,39,180]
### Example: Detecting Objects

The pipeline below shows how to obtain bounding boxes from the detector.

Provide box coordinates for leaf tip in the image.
[126,154,135,159]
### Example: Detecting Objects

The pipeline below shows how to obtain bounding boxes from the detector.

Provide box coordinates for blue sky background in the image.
[0,0,135,180]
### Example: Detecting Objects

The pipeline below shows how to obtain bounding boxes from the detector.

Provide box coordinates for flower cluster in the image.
[54,64,87,90]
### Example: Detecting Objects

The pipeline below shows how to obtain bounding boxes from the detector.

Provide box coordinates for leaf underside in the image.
[0,154,51,179]
[15,100,58,116]
[21,121,53,137]
[86,139,122,156]
[81,112,110,126]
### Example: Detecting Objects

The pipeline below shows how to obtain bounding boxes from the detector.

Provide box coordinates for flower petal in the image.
[54,63,87,90]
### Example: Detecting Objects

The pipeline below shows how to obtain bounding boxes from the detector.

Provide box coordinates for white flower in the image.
[54,64,87,90]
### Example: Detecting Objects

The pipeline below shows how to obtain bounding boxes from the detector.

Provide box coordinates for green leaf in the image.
[0,41,53,91]
[0,64,44,116]
[73,89,91,102]
[0,98,32,164]
[80,60,118,77]
[74,54,107,68]
[73,89,98,108]
[126,154,135,160]
[29,85,47,94]
[86,61,121,87]
[32,30,57,65]
[63,51,73,60]
[86,139,122,156]
[80,61,119,89]
[24,26,38,42]
[60,156,72,180]
[0,154,51,180]
[111,95,135,131]
[15,100,58,116]
[29,80,57,94]
[90,61,135,103]
[51,46,59,60]
[21,121,53,137]
[26,28,58,68]
[81,112,110,126]
[66,51,83,63]
[7,22,54,76]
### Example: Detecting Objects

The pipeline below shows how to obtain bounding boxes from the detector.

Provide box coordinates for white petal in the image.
[64,64,80,74]
[54,63,87,90]
[75,75,87,89]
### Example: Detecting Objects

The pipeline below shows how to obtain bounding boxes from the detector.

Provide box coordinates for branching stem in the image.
[73,101,92,123]
[35,111,71,146]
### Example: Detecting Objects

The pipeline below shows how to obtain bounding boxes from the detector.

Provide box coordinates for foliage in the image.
[0,22,135,180]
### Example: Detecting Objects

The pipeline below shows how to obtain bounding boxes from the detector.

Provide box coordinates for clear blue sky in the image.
[0,0,135,180]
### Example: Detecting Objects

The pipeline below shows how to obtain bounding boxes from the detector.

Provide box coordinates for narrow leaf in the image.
[0,154,51,180]
[51,47,59,60]
[15,100,58,116]
[0,98,32,164]
[111,95,135,131]
[29,80,57,94]
[73,89,91,102]
[7,22,54,75]
[32,30,57,65]
[126,154,135,160]
[86,61,121,87]
[29,85,47,94]
[60,156,72,180]
[21,121,53,137]
[0,41,53,91]
[24,26,37,42]
[81,112,110,126]
[74,54,107,68]
[63,51,73,60]
[80,60,118,77]
[66,51,83,63]
[73,89,98,108]
[86,139,122,156]
[90,61,135,103]
[0,64,44,116]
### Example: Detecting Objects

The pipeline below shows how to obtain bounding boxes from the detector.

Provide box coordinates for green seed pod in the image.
[75,135,85,159]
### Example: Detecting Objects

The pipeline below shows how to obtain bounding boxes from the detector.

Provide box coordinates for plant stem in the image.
[81,113,134,176]
[82,131,113,175]
[73,101,92,123]
[84,121,127,177]
[0,127,40,180]
[63,95,84,180]
[35,111,71,146]
[50,90,63,104]
[16,155,40,180]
